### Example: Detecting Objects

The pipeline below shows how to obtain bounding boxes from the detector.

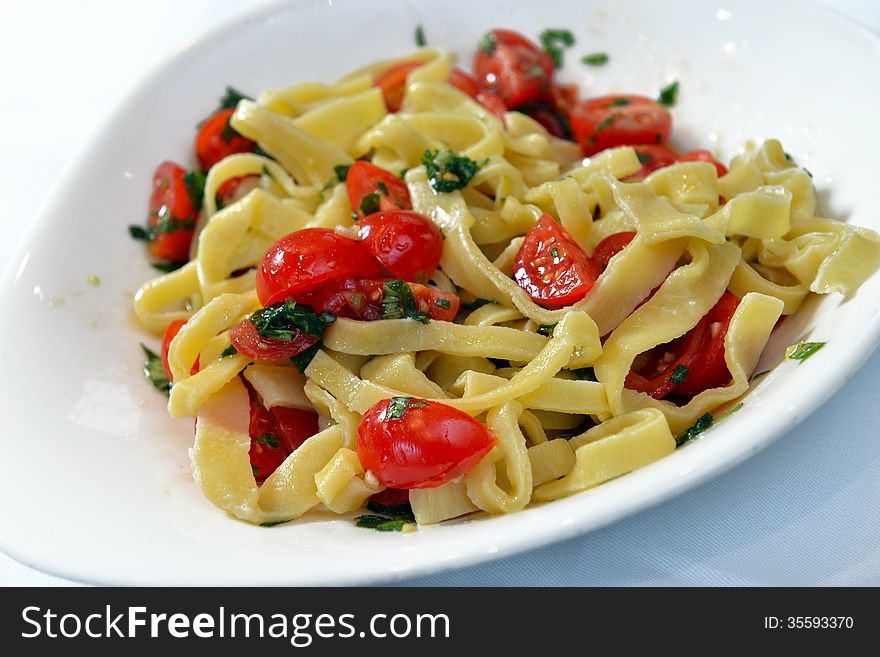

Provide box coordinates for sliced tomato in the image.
[146,161,197,263]
[678,149,729,177]
[305,278,459,322]
[256,228,384,306]
[248,397,318,482]
[229,315,320,361]
[374,61,423,112]
[358,210,443,283]
[195,107,256,171]
[626,291,740,399]
[590,231,637,271]
[356,397,496,489]
[627,144,680,179]
[514,214,600,307]
[570,95,672,156]
[448,67,507,118]
[160,319,200,382]
[271,406,319,452]
[346,160,412,219]
[473,29,554,108]
[216,174,261,209]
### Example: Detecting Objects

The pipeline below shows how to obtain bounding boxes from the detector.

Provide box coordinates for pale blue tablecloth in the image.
[1,0,877,586]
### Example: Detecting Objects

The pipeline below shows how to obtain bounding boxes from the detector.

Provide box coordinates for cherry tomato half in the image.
[374,61,423,112]
[628,145,680,180]
[626,291,740,399]
[473,29,554,108]
[358,210,444,283]
[514,214,601,308]
[304,278,460,322]
[256,228,383,306]
[195,107,257,171]
[147,161,197,262]
[346,160,412,219]
[356,397,496,489]
[570,95,672,156]
[160,319,199,382]
[216,174,261,209]
[230,314,320,361]
[249,397,319,482]
[448,67,507,119]
[678,149,729,177]
[590,231,637,271]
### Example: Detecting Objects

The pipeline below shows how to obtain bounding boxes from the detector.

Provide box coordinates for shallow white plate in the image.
[2,0,880,586]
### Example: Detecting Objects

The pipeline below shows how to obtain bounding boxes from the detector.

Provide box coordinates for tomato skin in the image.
[570,95,672,156]
[160,319,200,382]
[356,397,496,489]
[305,278,459,322]
[271,406,319,452]
[195,108,256,171]
[256,228,384,306]
[590,231,637,271]
[216,174,260,208]
[374,61,423,112]
[514,215,600,308]
[626,291,740,399]
[678,149,729,177]
[473,29,554,108]
[628,145,680,179]
[346,160,412,219]
[358,211,443,283]
[229,315,320,361]
[448,67,507,118]
[147,161,197,262]
[248,399,319,482]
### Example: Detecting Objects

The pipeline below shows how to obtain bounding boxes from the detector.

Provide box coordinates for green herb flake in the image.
[356,500,416,531]
[260,520,289,528]
[381,280,430,323]
[462,298,492,311]
[256,433,281,448]
[250,301,336,341]
[220,119,236,144]
[367,501,416,522]
[218,86,252,110]
[551,246,559,259]
[751,369,771,382]
[571,367,597,382]
[320,163,352,194]
[479,33,495,56]
[435,298,451,310]
[540,28,575,69]
[670,364,689,385]
[219,344,238,359]
[359,191,382,216]
[586,111,620,147]
[786,341,825,363]
[537,323,557,337]
[183,170,206,213]
[129,225,150,241]
[676,412,713,447]
[252,465,259,476]
[636,151,654,164]
[290,342,323,373]
[581,52,609,66]
[141,344,171,395]
[422,148,487,193]
[657,80,680,107]
[151,261,187,274]
[415,25,426,47]
[608,98,631,107]
[386,396,413,420]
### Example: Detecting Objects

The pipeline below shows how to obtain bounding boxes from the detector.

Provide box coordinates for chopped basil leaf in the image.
[256,433,281,448]
[381,280,430,323]
[290,341,323,373]
[636,151,654,164]
[367,501,415,523]
[129,225,150,241]
[359,191,382,216]
[539,28,575,69]
[751,369,771,382]
[356,499,415,530]
[219,344,238,359]
[479,33,495,56]
[183,170,206,213]
[320,163,352,194]
[377,181,389,195]
[434,298,451,310]
[676,412,713,447]
[537,323,557,337]
[151,261,187,273]
[386,396,418,420]
[250,301,336,341]
[252,465,259,476]
[399,167,410,180]
[219,119,237,144]
[608,98,631,107]
[551,246,559,259]
[415,24,426,47]
[571,367,597,382]
[581,52,609,66]
[803,167,813,179]
[260,520,289,527]
[218,86,253,111]
[670,364,689,385]
[657,81,679,107]
[141,344,171,394]
[585,111,620,147]
[786,341,825,363]
[355,515,407,531]
[462,298,492,311]
[422,148,487,193]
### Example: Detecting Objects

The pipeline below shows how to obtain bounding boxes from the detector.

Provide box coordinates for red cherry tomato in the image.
[678,149,729,177]
[356,397,496,489]
[195,107,256,171]
[160,319,200,382]
[271,406,320,452]
[229,314,320,361]
[346,161,412,219]
[248,397,319,482]
[305,278,460,322]
[626,291,740,399]
[216,174,260,208]
[448,67,507,118]
[256,228,384,306]
[628,145,680,179]
[473,29,554,108]
[570,95,672,156]
[519,102,571,139]
[358,211,444,283]
[514,214,601,307]
[590,231,637,271]
[374,61,423,112]
[147,161,197,263]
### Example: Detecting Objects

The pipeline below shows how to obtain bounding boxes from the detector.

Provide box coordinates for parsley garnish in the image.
[256,433,281,448]
[290,342,323,373]
[581,52,609,66]
[220,120,236,144]
[539,28,575,69]
[751,369,771,382]
[537,323,557,337]
[415,25,426,47]
[608,98,631,107]
[250,301,335,341]
[386,396,412,420]
[786,341,825,363]
[462,298,492,311]
[435,298,451,310]
[355,500,416,532]
[479,33,495,56]
[129,225,150,241]
[320,163,352,194]
[218,87,252,111]
[585,112,620,147]
[219,344,238,359]
[183,170,206,213]
[359,191,382,216]
[260,520,289,527]
[381,280,430,324]
[151,261,187,273]
[422,148,487,193]
[141,344,171,394]
[657,81,679,107]
[636,151,654,164]
[551,246,559,259]
[571,367,597,381]
[670,364,689,385]
[676,413,713,447]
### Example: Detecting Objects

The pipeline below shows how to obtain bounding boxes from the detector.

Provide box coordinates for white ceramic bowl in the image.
[2,0,880,585]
